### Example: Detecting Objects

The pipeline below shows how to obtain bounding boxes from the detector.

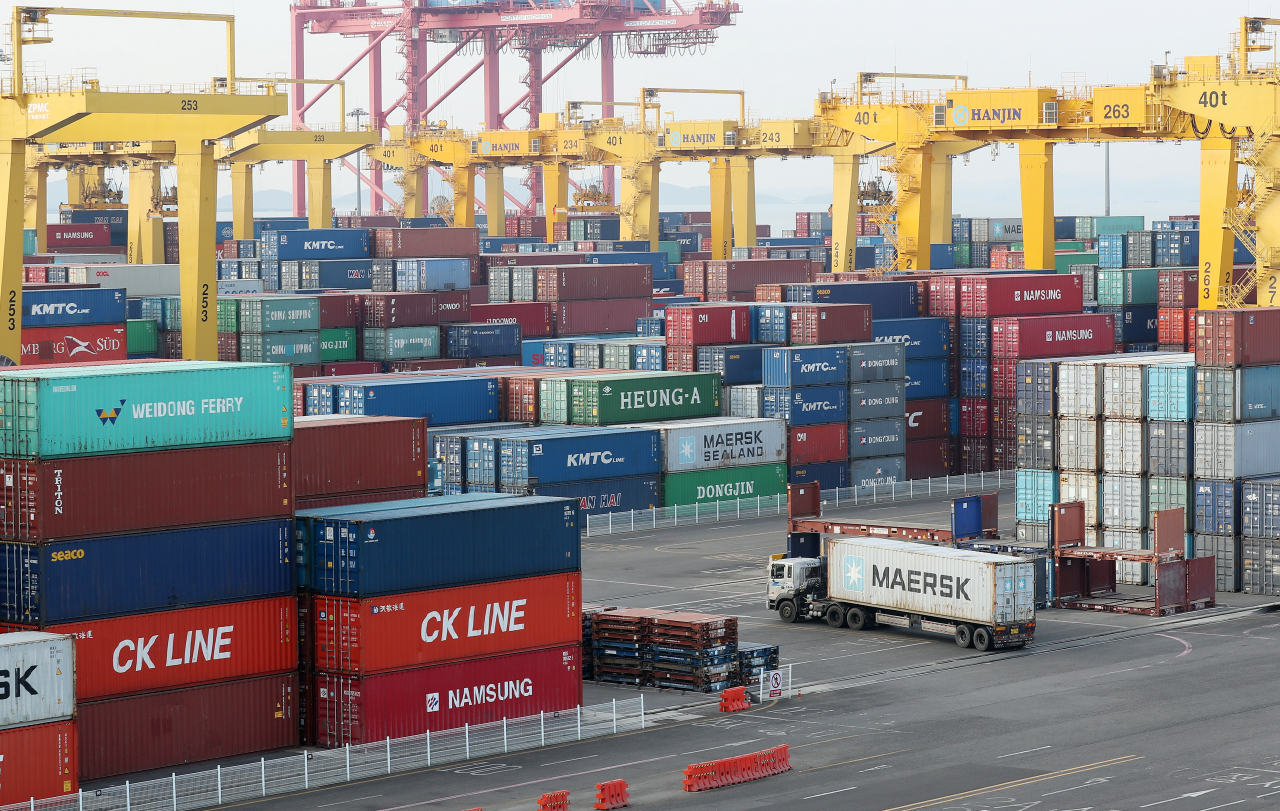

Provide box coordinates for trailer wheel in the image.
[954,624,973,648]
[778,600,799,623]
[973,626,995,652]
[824,604,845,628]
[846,606,869,631]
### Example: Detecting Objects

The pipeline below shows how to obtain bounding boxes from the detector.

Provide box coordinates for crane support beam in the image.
[730,156,757,249]
[619,160,660,246]
[543,163,570,240]
[306,160,333,230]
[127,162,164,264]
[929,148,953,245]
[454,164,476,228]
[0,139,25,361]
[485,166,506,237]
[899,148,931,270]
[402,167,425,219]
[1200,135,1238,308]
[230,163,254,241]
[1019,141,1054,271]
[23,159,46,254]
[175,141,218,362]
[709,157,732,260]
[831,154,859,273]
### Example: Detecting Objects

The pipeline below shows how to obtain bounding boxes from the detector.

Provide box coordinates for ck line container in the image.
[1194,420,1280,479]
[337,377,499,425]
[624,417,787,473]
[0,632,75,728]
[497,427,661,485]
[660,462,787,505]
[517,476,659,515]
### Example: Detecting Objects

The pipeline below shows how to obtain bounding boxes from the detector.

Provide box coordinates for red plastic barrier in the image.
[682,745,793,791]
[593,779,629,809]
[719,686,749,713]
[538,790,570,810]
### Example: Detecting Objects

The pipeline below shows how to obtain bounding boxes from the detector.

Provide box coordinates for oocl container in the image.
[660,462,787,505]
[990,313,1116,359]
[1196,308,1280,367]
[960,273,1083,317]
[618,417,786,473]
[0,720,77,803]
[569,372,721,425]
[0,632,75,728]
[293,416,424,498]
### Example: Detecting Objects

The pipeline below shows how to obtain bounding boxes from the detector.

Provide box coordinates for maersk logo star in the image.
[844,555,865,592]
[679,436,695,463]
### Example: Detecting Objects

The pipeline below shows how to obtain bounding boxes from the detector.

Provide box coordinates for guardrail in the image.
[583,469,1013,537]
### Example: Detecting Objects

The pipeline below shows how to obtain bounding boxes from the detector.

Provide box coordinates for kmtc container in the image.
[1097,268,1160,306]
[1016,469,1058,523]
[625,417,786,473]
[665,304,751,346]
[303,496,579,597]
[1196,364,1280,422]
[1101,474,1146,529]
[447,323,522,358]
[0,633,74,728]
[849,379,906,421]
[239,296,322,332]
[2,520,293,625]
[363,326,442,360]
[762,385,848,425]
[1242,476,1280,539]
[1147,420,1193,478]
[873,317,950,359]
[0,720,77,803]
[660,462,787,505]
[849,417,906,459]
[1102,419,1145,475]
[272,228,371,261]
[763,345,847,386]
[30,596,296,700]
[1194,420,1280,479]
[294,416,424,498]
[498,427,660,485]
[959,273,1083,317]
[570,372,720,425]
[697,344,776,385]
[0,361,292,459]
[337,377,500,425]
[313,644,582,747]
[311,572,580,675]
[22,288,126,328]
[904,358,949,400]
[1197,308,1280,367]
[1146,361,1196,420]
[849,342,907,382]
[991,314,1117,358]
[239,331,321,365]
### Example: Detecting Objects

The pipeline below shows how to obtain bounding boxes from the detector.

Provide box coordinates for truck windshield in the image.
[770,563,785,579]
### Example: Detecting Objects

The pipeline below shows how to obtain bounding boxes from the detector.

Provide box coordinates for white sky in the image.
[26,0,1273,223]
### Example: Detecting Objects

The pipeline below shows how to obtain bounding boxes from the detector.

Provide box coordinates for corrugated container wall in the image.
[0,720,77,803]
[0,633,75,728]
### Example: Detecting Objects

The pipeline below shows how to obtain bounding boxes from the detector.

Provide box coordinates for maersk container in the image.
[1,520,292,625]
[762,345,847,386]
[788,460,848,490]
[272,228,371,261]
[0,361,292,459]
[960,358,990,398]
[304,496,579,597]
[1016,468,1057,523]
[660,462,787,505]
[849,379,906,421]
[1102,419,1145,475]
[850,455,906,486]
[570,372,720,425]
[238,296,322,332]
[362,326,441,361]
[1242,475,1280,539]
[239,331,322,365]
[497,427,660,485]
[1058,417,1101,471]
[1147,420,1193,478]
[1196,364,1280,422]
[762,384,848,425]
[850,342,907,382]
[447,323,522,359]
[904,358,950,400]
[0,633,75,728]
[1101,474,1146,529]
[1195,478,1242,535]
[697,344,777,384]
[849,417,905,459]
[519,475,659,515]
[624,417,786,473]
[1194,420,1280,479]
[873,317,949,359]
[1146,361,1196,420]
[1097,268,1160,306]
[959,317,991,358]
[337,377,499,425]
[22,287,126,328]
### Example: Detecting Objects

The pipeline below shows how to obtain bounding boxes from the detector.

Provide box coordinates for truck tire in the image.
[973,626,994,652]
[824,604,845,628]
[846,606,869,631]
[954,624,973,648]
[778,600,800,623]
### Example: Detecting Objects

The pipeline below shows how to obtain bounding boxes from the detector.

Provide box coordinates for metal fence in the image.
[6,699,646,811]
[584,469,1014,537]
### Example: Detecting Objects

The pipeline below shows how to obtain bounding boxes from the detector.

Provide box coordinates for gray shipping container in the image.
[1194,420,1280,479]
[1058,417,1102,471]
[1101,474,1147,530]
[1149,476,1192,530]
[1147,420,1192,478]
[1058,360,1108,417]
[848,380,906,421]
[1059,470,1102,526]
[1103,419,1146,475]
[728,385,764,418]
[1015,521,1050,545]
[1194,533,1241,592]
[0,632,75,728]
[1015,414,1055,470]
[1069,264,1098,301]
[850,455,906,487]
[1103,361,1148,419]
[1242,475,1280,539]
[849,418,906,459]
[847,342,907,382]
[1242,536,1280,595]
[1195,365,1280,422]
[1104,528,1150,585]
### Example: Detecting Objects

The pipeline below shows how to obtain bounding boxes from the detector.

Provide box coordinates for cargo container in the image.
[280,259,373,291]
[535,265,651,301]
[665,304,751,346]
[788,281,918,319]
[787,304,872,345]
[239,331,322,365]
[313,644,581,747]
[363,326,442,361]
[661,462,787,505]
[1146,361,1196,420]
[0,633,75,728]
[1101,474,1146,529]
[904,357,950,400]
[271,229,370,261]
[470,302,554,339]
[303,495,578,597]
[959,274,1083,317]
[338,377,499,425]
[763,385,848,425]
[1243,537,1280,595]
[847,417,904,459]
[555,299,651,336]
[516,475,659,515]
[372,227,479,258]
[905,397,949,439]
[22,288,126,328]
[787,423,848,464]
[959,358,990,399]
[959,398,989,437]
[1058,471,1101,525]
[20,323,127,365]
[1099,305,1158,345]
[873,317,950,359]
[238,296,322,332]
[849,379,906,421]
[991,314,1116,358]
[1193,478,1241,536]
[1058,417,1101,471]
[959,318,991,359]
[1015,414,1055,470]
[1158,268,1198,308]
[1196,308,1280,367]
[1102,419,1145,475]
[363,293,439,327]
[1149,476,1191,530]
[762,345,847,386]
[788,460,848,490]
[78,673,297,781]
[906,438,950,479]
[1195,533,1241,592]
[850,455,906,486]
[1096,268,1159,306]
[319,328,357,362]
[570,372,720,425]
[693,344,769,384]
[1146,420,1192,478]
[294,416,423,498]
[1196,365,1280,421]
[849,342,907,382]
[1242,476,1280,539]
[1194,420,1280,479]
[373,258,472,293]
[497,427,660,485]
[1016,468,1058,523]
[623,417,786,473]
[0,719,76,803]
[447,323,522,359]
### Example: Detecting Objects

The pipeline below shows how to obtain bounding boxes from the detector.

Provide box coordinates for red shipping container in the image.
[990,437,1016,471]
[436,289,471,323]
[555,298,651,336]
[755,284,786,302]
[296,488,426,511]
[536,265,652,302]
[313,644,582,747]
[551,221,569,242]
[484,252,584,268]
[959,398,989,437]
[471,284,489,302]
[295,364,324,378]
[34,596,296,700]
[77,674,297,781]
[990,397,1016,439]
[325,361,381,376]
[0,720,76,803]
[1186,307,1199,349]
[991,313,1117,358]
[665,304,751,346]
[959,437,991,474]
[217,331,239,361]
[318,293,362,328]
[470,355,520,367]
[788,423,848,465]
[0,442,290,541]
[293,416,423,498]
[20,323,126,365]
[388,358,467,372]
[471,302,554,338]
[787,303,873,345]
[682,261,708,295]
[371,228,479,258]
[312,572,580,675]
[990,359,1017,399]
[160,330,182,359]
[1196,307,1280,367]
[505,218,519,237]
[1158,307,1188,346]
[959,273,1083,317]
[1157,269,1198,308]
[928,276,961,316]
[24,266,47,283]
[47,224,111,248]
[905,438,951,480]
[666,344,695,372]
[905,397,949,440]
[704,258,812,294]
[362,292,440,327]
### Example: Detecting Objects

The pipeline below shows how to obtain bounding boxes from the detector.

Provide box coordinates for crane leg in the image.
[730,156,757,249]
[24,158,46,255]
[1019,141,1054,271]
[128,162,164,265]
[619,160,659,248]
[896,148,930,270]
[1200,135,1239,307]
[709,157,732,260]
[0,139,25,364]
[929,147,953,246]
[176,140,218,361]
[831,154,859,273]
[401,168,425,219]
[454,164,476,228]
[485,166,506,237]
[306,159,333,231]
[542,163,567,243]
[230,163,254,242]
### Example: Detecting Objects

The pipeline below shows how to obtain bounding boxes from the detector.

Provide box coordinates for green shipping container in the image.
[362,326,441,361]
[125,319,158,355]
[602,342,635,370]
[1093,216,1145,235]
[661,463,788,506]
[1148,476,1191,530]
[1054,251,1098,273]
[1075,217,1096,240]
[657,240,682,265]
[23,228,36,256]
[570,371,720,425]
[217,299,240,333]
[539,378,572,425]
[320,328,358,362]
[0,361,293,459]
[239,331,321,365]
[1097,268,1160,305]
[238,296,321,333]
[1055,240,1086,252]
[953,243,971,268]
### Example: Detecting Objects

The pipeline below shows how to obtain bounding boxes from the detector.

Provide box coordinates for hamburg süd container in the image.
[849,379,906,421]
[787,422,848,465]
[238,296,322,332]
[21,324,127,366]
[312,644,582,747]
[311,573,580,675]
[851,455,906,486]
[849,417,906,459]
[0,632,75,729]
[570,372,721,425]
[22,288,127,328]
[623,417,786,473]
[0,361,292,459]
[873,317,950,359]
[1194,419,1280,479]
[498,427,661,485]
[1196,364,1280,422]
[516,475,659,515]
[762,384,848,425]
[294,416,424,498]
[660,462,787,505]
[959,273,1083,317]
[990,313,1117,359]
[762,345,847,387]
[1197,308,1280,367]
[338,377,500,425]
[848,342,907,382]
[0,719,77,803]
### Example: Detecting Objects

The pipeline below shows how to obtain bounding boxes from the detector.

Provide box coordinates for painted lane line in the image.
[539,755,597,767]
[1041,776,1111,796]
[998,745,1052,758]
[788,642,931,666]
[681,739,762,756]
[804,786,857,799]
[1139,789,1217,808]
[1155,633,1193,657]
[1197,802,1246,811]
[317,796,384,807]
[879,755,1144,811]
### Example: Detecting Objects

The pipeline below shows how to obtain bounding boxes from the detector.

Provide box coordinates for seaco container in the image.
[627,417,787,473]
[0,361,292,459]
[0,633,75,728]
[0,441,290,541]
[312,572,580,675]
[665,304,751,346]
[303,496,579,597]
[660,462,788,505]
[570,372,720,425]
[22,288,127,328]
[0,720,77,803]
[29,596,296,700]
[763,345,847,386]
[873,317,950,359]
[338,377,500,425]
[1,520,293,625]
[788,422,848,465]
[293,416,424,498]
[313,644,582,747]
[849,418,906,459]
[762,385,848,425]
[1197,308,1280,367]
[990,313,1116,358]
[1194,420,1280,479]
[960,273,1083,317]
[77,673,297,781]
[498,427,661,485]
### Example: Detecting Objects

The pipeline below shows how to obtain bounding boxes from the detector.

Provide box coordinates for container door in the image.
[1015,562,1036,623]
[994,566,1014,625]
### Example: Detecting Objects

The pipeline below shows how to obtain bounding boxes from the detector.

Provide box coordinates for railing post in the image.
[836,487,839,507]
[788,663,794,699]
[305,753,310,788]
[217,767,222,806]
[696,502,699,523]
[612,698,617,734]
[79,789,83,811]
[172,774,177,811]
[126,782,131,811]
[386,737,392,774]
[653,508,656,529]
[674,505,678,526]
[261,757,267,796]
[577,705,582,740]
[465,723,470,760]
[541,710,545,747]
[503,717,508,753]
[716,500,720,520]
[910,480,913,498]
[608,512,612,533]
[346,744,351,781]
[631,510,635,532]
[426,729,431,767]
[757,494,761,516]
[640,693,645,729]
[872,482,876,503]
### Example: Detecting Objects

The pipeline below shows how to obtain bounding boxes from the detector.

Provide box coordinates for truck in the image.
[766,536,1036,651]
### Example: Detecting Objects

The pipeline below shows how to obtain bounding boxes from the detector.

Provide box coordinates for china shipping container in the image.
[959,273,1083,317]
[873,317,950,359]
[238,296,322,332]
[470,302,554,338]
[1197,308,1280,367]
[21,324,127,366]
[660,462,788,504]
[77,673,298,781]
[625,417,787,473]
[849,379,906,421]
[990,314,1117,359]
[787,423,848,465]
[362,326,441,361]
[293,416,424,498]
[337,377,499,425]
[535,265,651,301]
[787,304,873,345]
[0,633,75,728]
[905,397,949,439]
[1194,420,1280,479]
[238,332,322,365]
[0,720,77,803]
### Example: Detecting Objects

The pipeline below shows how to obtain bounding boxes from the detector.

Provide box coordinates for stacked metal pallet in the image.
[590,608,669,685]
[735,642,781,687]
[581,604,617,681]
[645,612,739,692]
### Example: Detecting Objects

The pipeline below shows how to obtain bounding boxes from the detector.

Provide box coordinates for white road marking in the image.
[1139,789,1217,808]
[318,796,383,807]
[998,745,1052,758]
[539,755,597,767]
[681,739,762,756]
[788,641,931,665]
[803,786,857,799]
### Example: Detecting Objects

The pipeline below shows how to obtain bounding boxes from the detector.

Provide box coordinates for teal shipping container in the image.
[1146,361,1196,421]
[238,296,321,332]
[0,361,292,458]
[362,326,441,361]
[1016,468,1058,524]
[1097,268,1160,306]
[1092,216,1145,235]
[238,332,321,365]
[22,228,36,256]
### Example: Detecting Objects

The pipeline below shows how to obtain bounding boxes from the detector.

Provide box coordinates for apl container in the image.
[0,719,77,803]
[904,358,950,400]
[0,633,75,728]
[1196,364,1280,422]
[1194,419,1280,479]
[1197,308,1280,367]
[1147,420,1193,478]
[516,475,659,514]
[762,345,847,386]
[1242,475,1280,539]
[849,417,906,459]
[22,287,127,328]
[625,417,786,473]
[849,379,906,421]
[338,377,500,425]
[239,331,321,365]
[1195,479,1242,535]
[660,462,788,505]
[497,427,661,485]
[570,372,721,425]
[873,316,950,359]
[762,385,848,425]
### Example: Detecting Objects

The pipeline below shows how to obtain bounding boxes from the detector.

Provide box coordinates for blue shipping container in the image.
[1099,305,1158,344]
[499,428,661,486]
[930,244,955,270]
[337,377,500,425]
[698,344,776,385]
[653,280,685,296]
[762,385,848,425]
[850,455,906,487]
[23,288,127,328]
[636,318,665,338]
[447,323,522,358]
[848,380,906,420]
[511,475,660,515]
[848,342,907,382]
[314,259,374,290]
[959,318,991,358]
[905,358,951,400]
[762,346,847,387]
[304,495,580,597]
[949,397,961,436]
[396,258,472,292]
[1098,234,1127,268]
[584,252,671,280]
[873,317,950,360]
[960,358,991,398]
[789,461,849,490]
[0,519,293,625]
[1239,365,1280,421]
[756,304,795,345]
[789,281,919,319]
[1016,469,1059,523]
[272,229,371,261]
[1195,479,1242,536]
[1145,362,1196,421]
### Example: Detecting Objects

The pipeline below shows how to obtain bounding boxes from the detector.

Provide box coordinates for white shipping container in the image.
[1058,417,1101,471]
[1057,360,1108,417]
[1103,362,1146,419]
[1103,419,1146,474]
[728,385,764,418]
[1058,471,1102,526]
[1103,528,1150,585]
[50,253,126,265]
[1194,420,1280,479]
[1101,474,1147,529]
[825,537,1035,626]
[63,263,180,296]
[623,416,787,472]
[0,632,75,729]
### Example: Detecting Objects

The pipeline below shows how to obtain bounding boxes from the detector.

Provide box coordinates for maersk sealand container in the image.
[23,288,127,327]
[337,376,499,425]
[0,519,293,625]
[305,496,580,597]
[0,361,293,459]
[498,427,661,486]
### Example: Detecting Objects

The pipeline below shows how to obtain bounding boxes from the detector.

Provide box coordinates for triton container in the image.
[362,326,442,361]
[238,332,322,365]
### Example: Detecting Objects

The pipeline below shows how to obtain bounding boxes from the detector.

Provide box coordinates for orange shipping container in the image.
[0,720,77,804]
